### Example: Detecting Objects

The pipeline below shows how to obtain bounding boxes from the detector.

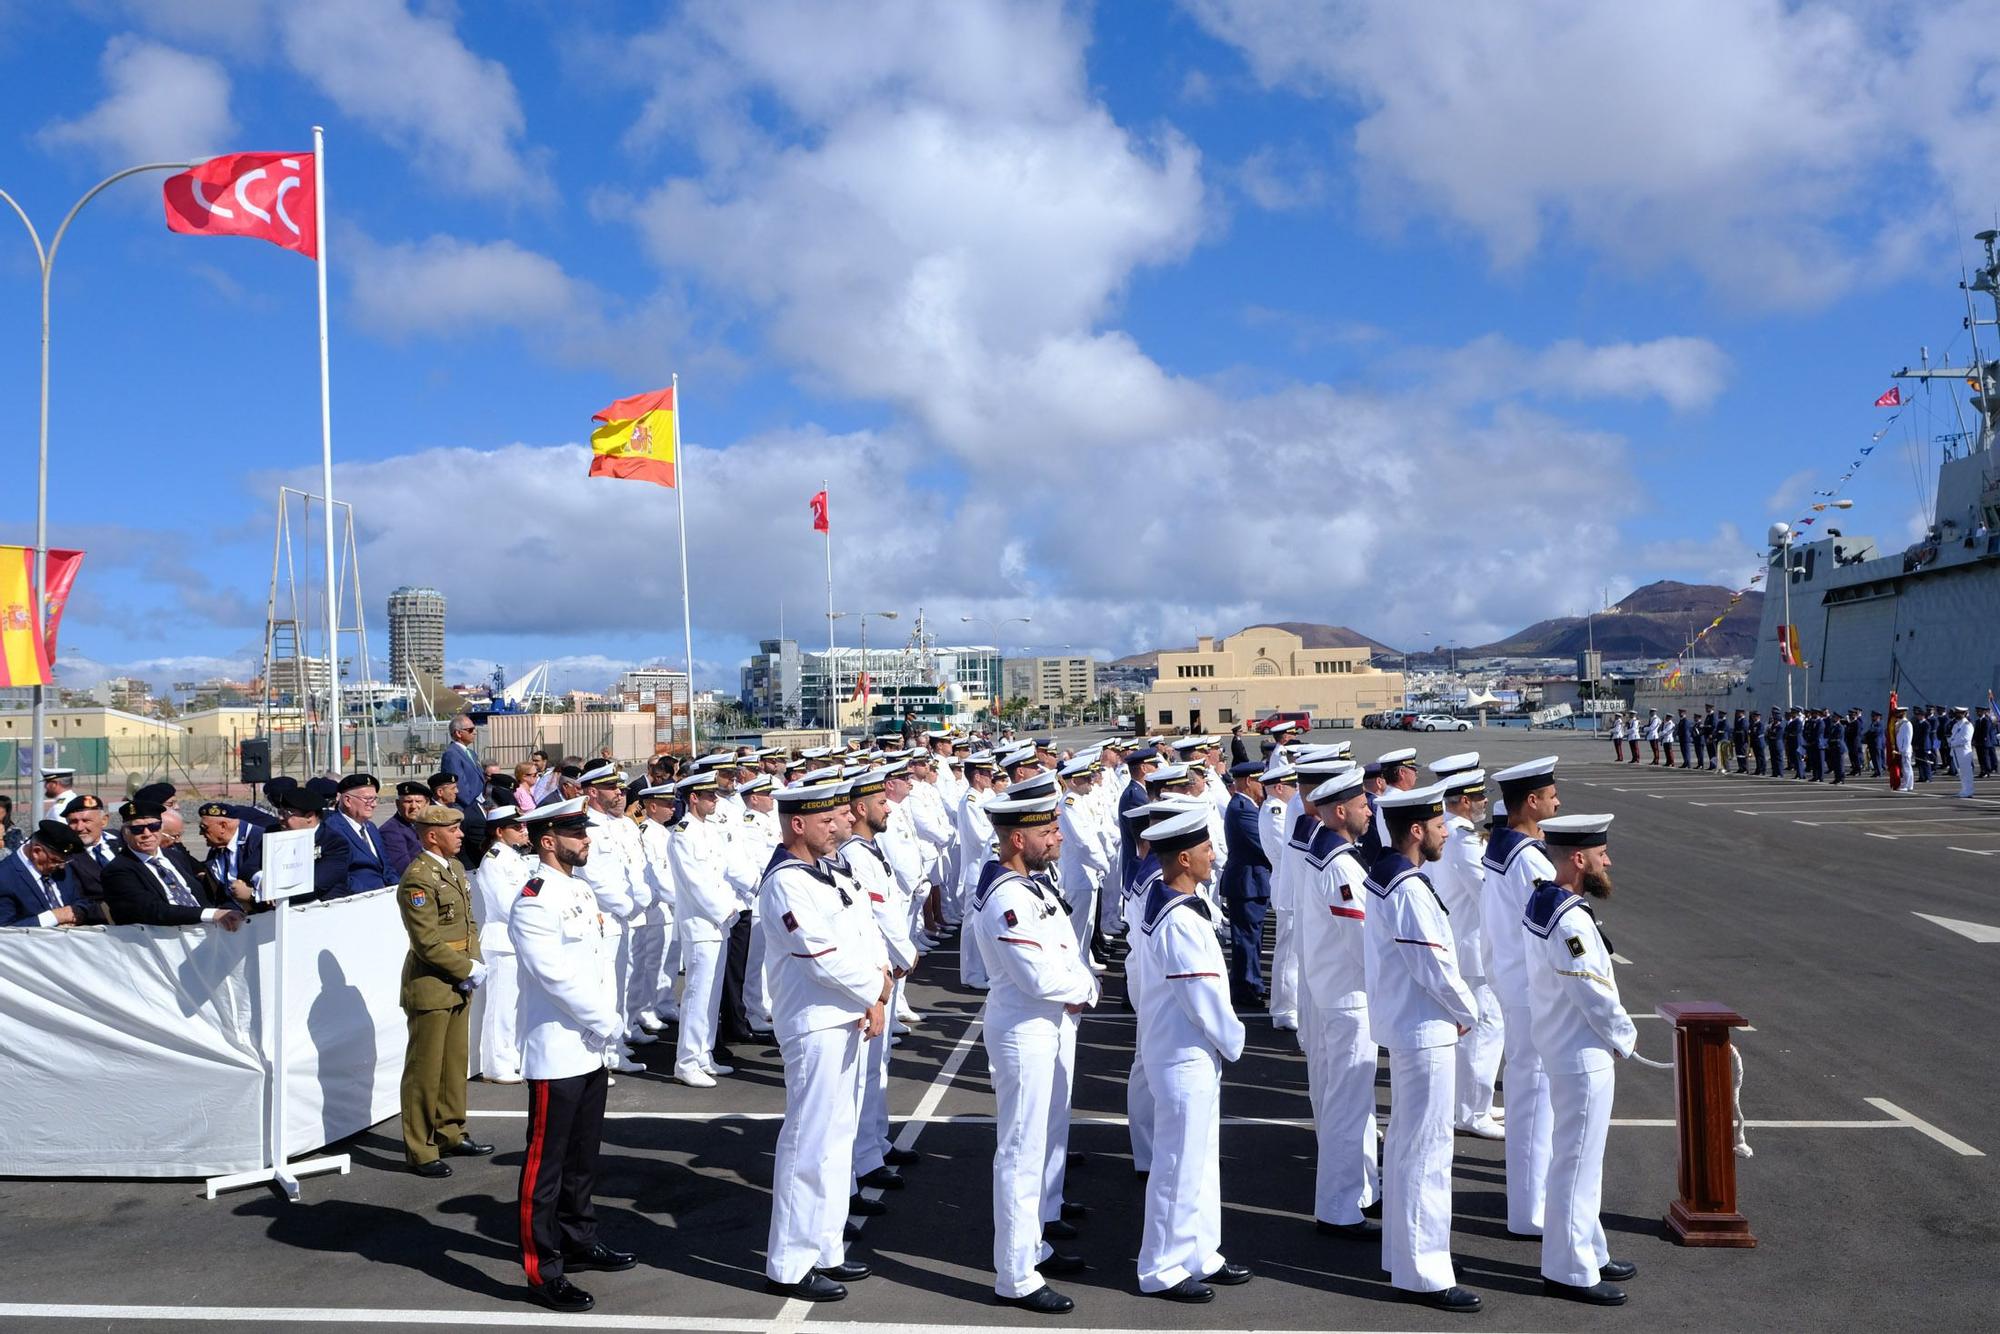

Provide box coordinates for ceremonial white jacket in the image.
[976,866,1098,1031]
[1435,815,1488,981]
[472,841,532,954]
[671,814,739,943]
[759,851,888,1041]
[1295,834,1370,1012]
[1523,883,1636,1074]
[1479,826,1554,1010]
[1363,853,1477,1050]
[1134,886,1245,1067]
[509,863,624,1079]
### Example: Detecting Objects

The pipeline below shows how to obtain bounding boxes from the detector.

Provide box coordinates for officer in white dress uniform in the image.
[509,799,634,1315]
[840,768,918,1193]
[670,770,740,1087]
[1951,706,1977,798]
[1293,767,1382,1237]
[40,767,81,821]
[1431,756,1504,1139]
[733,775,781,1027]
[970,792,1099,1315]
[471,805,532,1083]
[1132,806,1249,1303]
[955,755,1000,985]
[1524,814,1638,1306]
[1481,756,1561,1237]
[1055,758,1110,958]
[1270,750,1353,1032]
[1365,783,1481,1313]
[635,784,682,1028]
[573,761,645,1073]
[620,790,672,1048]
[760,780,893,1304]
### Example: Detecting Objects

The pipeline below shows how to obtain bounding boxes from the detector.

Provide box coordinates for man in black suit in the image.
[99,800,247,930]
[239,783,354,902]
[60,793,119,909]
[193,801,262,910]
[0,820,113,927]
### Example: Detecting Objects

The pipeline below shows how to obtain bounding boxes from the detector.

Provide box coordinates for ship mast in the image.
[1896,229,2000,456]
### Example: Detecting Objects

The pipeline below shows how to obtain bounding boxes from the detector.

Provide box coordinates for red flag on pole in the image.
[40,550,84,665]
[1873,386,1902,407]
[809,490,829,533]
[163,153,318,258]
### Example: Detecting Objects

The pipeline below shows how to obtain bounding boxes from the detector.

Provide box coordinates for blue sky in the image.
[1,1,1993,692]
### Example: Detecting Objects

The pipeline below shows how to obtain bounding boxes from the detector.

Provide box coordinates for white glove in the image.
[460,959,489,992]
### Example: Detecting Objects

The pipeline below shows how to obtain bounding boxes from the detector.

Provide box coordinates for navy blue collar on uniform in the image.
[1301,825,1349,870]
[1141,876,1209,933]
[972,858,1025,911]
[1286,809,1319,851]
[1482,825,1543,874]
[1523,878,1582,937]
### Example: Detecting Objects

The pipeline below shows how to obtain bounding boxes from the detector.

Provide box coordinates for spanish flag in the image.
[0,546,53,687]
[589,386,676,488]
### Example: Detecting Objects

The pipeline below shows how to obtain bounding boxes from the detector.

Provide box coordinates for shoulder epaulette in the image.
[521,876,542,898]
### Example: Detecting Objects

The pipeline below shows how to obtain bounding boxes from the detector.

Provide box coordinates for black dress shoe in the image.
[1405,1285,1482,1312]
[857,1166,905,1190]
[1315,1218,1380,1238]
[999,1286,1074,1314]
[819,1261,871,1282]
[1153,1277,1214,1303]
[1042,1219,1078,1241]
[766,1273,846,1302]
[1067,1150,1084,1167]
[562,1242,636,1272]
[743,1028,776,1042]
[529,1275,594,1312]
[848,1194,888,1217]
[1600,1259,1637,1281]
[1203,1262,1251,1286]
[1360,1198,1381,1219]
[884,1146,920,1166]
[408,1159,452,1178]
[1544,1278,1626,1305]
[1059,1201,1089,1221]
[1038,1251,1087,1276]
[445,1137,495,1157]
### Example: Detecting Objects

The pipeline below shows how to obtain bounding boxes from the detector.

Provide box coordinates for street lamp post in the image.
[961,615,1031,723]
[1,162,196,808]
[1772,504,1850,710]
[827,609,897,735]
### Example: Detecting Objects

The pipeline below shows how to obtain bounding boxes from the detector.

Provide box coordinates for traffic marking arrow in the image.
[1913,912,2000,943]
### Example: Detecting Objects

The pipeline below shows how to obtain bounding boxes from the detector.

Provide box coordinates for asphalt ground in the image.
[4,726,1998,1331]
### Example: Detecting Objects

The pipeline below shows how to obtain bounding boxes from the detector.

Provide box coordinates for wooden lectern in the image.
[1659,1001,1757,1247]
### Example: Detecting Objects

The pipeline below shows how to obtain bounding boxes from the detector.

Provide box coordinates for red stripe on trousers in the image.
[520,1079,549,1286]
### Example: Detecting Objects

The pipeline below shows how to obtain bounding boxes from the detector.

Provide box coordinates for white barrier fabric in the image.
[0,890,409,1178]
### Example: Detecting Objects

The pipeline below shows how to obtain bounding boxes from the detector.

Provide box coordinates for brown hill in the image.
[1113,621,1400,670]
[1467,581,1764,659]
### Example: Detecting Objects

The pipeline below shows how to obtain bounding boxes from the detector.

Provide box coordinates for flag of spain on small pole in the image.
[589,386,677,488]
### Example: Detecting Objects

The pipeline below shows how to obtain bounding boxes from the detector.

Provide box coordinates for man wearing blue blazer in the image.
[329,772,393,895]
[442,714,489,867]
[0,820,112,927]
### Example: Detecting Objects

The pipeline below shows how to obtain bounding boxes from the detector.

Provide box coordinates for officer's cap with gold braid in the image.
[1441,768,1488,799]
[578,759,622,788]
[984,792,1061,828]
[1540,813,1614,848]
[775,780,847,814]
[1141,806,1211,856]
[674,772,718,795]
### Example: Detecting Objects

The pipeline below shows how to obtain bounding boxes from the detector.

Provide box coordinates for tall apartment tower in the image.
[387,585,447,700]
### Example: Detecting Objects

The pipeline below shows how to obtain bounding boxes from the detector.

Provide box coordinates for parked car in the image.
[1252,711,1313,734]
[1416,713,1471,732]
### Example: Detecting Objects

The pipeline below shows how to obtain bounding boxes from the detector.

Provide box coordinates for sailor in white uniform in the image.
[1524,813,1638,1306]
[972,791,1099,1315]
[760,780,892,1304]
[1132,805,1249,1303]
[955,755,1000,986]
[1293,766,1381,1237]
[470,804,532,1083]
[1056,757,1111,958]
[1431,755,1503,1139]
[573,761,646,1073]
[732,775,781,1028]
[840,768,918,1194]
[635,785,682,1027]
[1365,783,1480,1313]
[1481,757,1562,1236]
[1271,750,1353,1032]
[509,799,633,1314]
[1951,706,1978,798]
[670,770,740,1087]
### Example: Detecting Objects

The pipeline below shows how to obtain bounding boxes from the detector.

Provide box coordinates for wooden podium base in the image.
[1659,1001,1758,1248]
[1666,1199,1757,1248]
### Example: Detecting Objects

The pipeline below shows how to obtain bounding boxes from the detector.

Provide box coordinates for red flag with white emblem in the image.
[163,153,317,258]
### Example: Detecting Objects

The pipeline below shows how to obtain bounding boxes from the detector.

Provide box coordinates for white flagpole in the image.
[671,373,698,754]
[823,478,835,734]
[312,126,339,774]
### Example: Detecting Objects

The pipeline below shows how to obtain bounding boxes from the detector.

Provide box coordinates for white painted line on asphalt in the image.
[1610,952,1634,965]
[1911,913,2000,943]
[1863,832,1898,840]
[468,1108,1902,1132]
[0,1307,772,1330]
[1861,828,2000,839]
[1950,847,2000,856]
[1865,1098,1986,1156]
[1794,816,2000,828]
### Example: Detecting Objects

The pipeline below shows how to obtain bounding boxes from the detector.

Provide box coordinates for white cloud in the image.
[1238,144,1327,212]
[39,35,236,165]
[275,0,547,199]
[1765,467,1820,513]
[1186,0,2000,305]
[1633,523,1762,590]
[1431,334,1732,412]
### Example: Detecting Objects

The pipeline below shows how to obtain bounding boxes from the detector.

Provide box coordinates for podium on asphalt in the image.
[1659,1001,1756,1247]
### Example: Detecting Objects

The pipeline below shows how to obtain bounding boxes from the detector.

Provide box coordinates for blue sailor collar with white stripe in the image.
[1523,877,1585,938]
[761,843,849,904]
[971,857,1025,912]
[1301,824,1350,870]
[1141,874,1209,933]
[1285,809,1320,851]
[1124,852,1161,902]
[1365,849,1448,914]
[1482,824,1544,874]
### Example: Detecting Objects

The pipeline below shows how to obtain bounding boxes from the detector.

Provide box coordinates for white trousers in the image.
[1542,1061,1614,1287]
[626,915,666,1031]
[744,910,772,1024]
[1069,884,1097,956]
[854,1027,890,1180]
[654,914,683,1018]
[1898,745,1915,791]
[1958,750,1978,798]
[987,1019,1061,1297]
[1454,979,1503,1125]
[1382,1043,1458,1293]
[1136,1049,1225,1292]
[1499,1002,1551,1233]
[1042,1012,1077,1224]
[766,1024,865,1283]
[601,916,628,1038]
[1126,1043,1154,1173]
[1269,905,1299,1024]
[675,933,727,1077]
[479,947,521,1078]
[1098,872,1126,935]
[1305,1003,1379,1225]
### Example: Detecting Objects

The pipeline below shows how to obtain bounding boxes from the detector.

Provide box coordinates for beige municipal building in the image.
[1142,626,1405,732]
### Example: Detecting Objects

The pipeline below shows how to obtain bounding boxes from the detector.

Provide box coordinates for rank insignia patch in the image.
[521,878,542,898]
[783,911,799,932]
[1004,909,1019,927]
[1565,935,1586,958]
[1339,884,1353,901]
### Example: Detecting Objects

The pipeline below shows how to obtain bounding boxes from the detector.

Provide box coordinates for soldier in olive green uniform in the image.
[397,804,495,1176]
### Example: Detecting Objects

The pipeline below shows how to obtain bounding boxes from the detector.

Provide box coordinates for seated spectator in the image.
[62,793,118,906]
[0,819,112,927]
[429,770,459,811]
[0,794,23,853]
[99,801,245,930]
[512,762,538,812]
[239,784,354,901]
[329,773,392,895]
[193,801,261,909]
[383,781,430,880]
[133,781,184,842]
